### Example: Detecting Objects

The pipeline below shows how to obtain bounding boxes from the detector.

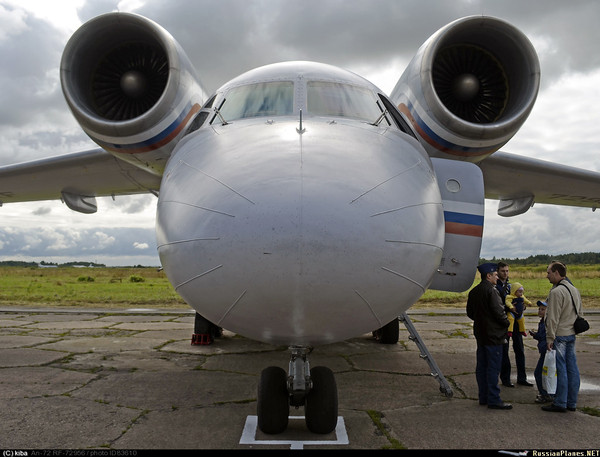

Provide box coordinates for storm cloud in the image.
[1,0,600,265]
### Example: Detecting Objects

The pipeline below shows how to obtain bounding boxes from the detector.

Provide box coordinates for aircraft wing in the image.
[0,148,161,207]
[478,151,600,216]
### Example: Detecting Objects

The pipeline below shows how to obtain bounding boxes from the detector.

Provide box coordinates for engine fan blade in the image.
[432,44,508,124]
[92,42,168,121]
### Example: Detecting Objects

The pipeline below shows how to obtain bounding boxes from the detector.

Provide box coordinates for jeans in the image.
[476,343,503,405]
[501,331,527,384]
[553,335,580,409]
[534,350,548,396]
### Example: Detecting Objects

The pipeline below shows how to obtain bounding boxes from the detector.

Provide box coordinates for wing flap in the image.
[0,149,161,205]
[478,151,600,213]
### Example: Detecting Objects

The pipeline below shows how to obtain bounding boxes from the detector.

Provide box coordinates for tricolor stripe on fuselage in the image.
[444,210,484,237]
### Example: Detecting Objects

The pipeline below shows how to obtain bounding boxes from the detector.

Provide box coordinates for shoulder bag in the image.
[559,283,590,334]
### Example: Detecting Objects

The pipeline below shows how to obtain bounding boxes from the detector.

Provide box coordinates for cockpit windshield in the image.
[218,81,294,121]
[216,80,383,123]
[307,81,381,121]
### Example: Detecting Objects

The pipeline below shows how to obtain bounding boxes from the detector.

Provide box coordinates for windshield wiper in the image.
[370,100,391,127]
[210,98,229,126]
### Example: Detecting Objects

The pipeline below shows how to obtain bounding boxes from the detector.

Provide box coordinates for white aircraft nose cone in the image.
[157,122,444,345]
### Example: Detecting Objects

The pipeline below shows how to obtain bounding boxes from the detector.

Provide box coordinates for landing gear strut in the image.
[257,346,338,435]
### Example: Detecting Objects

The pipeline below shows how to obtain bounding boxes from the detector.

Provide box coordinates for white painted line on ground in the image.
[239,415,349,449]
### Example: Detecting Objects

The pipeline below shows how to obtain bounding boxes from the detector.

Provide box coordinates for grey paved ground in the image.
[0,307,599,450]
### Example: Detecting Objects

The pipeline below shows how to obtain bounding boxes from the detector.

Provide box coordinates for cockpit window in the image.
[307,81,382,121]
[218,81,294,121]
[378,94,418,139]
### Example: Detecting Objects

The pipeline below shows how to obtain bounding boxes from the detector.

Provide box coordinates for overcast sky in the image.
[1,0,599,266]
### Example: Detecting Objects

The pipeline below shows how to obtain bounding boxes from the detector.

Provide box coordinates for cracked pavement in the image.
[1,307,599,450]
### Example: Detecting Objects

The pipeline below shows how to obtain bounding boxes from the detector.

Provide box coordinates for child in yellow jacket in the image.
[505,282,531,337]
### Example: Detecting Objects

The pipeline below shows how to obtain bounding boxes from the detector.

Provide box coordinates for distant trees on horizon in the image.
[479,252,600,266]
[3,252,600,268]
[0,260,108,268]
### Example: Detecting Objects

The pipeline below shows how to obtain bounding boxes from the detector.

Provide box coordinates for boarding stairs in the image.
[399,312,454,398]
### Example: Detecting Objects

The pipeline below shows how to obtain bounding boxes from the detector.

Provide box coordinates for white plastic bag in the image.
[542,349,557,395]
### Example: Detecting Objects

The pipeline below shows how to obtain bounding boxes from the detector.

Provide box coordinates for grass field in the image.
[417,264,600,309]
[0,266,185,309]
[1,265,599,310]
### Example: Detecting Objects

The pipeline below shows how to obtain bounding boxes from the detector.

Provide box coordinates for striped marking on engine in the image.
[398,102,502,158]
[95,103,201,154]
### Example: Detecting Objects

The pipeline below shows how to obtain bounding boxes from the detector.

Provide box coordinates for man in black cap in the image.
[467,262,512,410]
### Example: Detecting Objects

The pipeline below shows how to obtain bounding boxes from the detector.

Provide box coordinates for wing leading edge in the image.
[478,151,600,216]
[0,149,161,210]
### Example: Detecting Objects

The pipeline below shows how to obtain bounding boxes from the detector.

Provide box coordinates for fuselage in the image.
[156,62,445,346]
[54,14,539,346]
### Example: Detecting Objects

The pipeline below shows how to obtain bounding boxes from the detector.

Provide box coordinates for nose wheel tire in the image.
[305,366,338,434]
[257,366,289,434]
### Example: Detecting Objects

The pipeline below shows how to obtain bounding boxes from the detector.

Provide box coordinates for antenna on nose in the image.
[296,109,305,134]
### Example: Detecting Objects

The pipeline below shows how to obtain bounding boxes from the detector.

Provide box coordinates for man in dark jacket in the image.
[467,263,512,410]
[497,262,532,387]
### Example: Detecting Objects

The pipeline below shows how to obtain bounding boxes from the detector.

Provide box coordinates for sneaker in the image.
[535,394,553,404]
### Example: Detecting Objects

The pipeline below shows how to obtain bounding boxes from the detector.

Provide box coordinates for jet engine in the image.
[390,16,540,162]
[60,12,208,174]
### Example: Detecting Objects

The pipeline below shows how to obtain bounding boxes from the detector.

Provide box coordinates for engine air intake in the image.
[433,45,508,124]
[93,42,169,121]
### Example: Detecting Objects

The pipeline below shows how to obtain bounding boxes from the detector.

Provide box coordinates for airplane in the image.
[1,12,600,435]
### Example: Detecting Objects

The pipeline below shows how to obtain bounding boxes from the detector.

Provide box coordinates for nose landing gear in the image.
[257,366,289,434]
[257,346,338,435]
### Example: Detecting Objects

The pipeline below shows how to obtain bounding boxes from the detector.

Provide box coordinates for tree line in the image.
[0,260,107,267]
[3,252,600,269]
[0,261,161,268]
[479,252,600,266]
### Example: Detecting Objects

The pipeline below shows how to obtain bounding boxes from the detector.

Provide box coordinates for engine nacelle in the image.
[390,16,540,162]
[60,12,208,174]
